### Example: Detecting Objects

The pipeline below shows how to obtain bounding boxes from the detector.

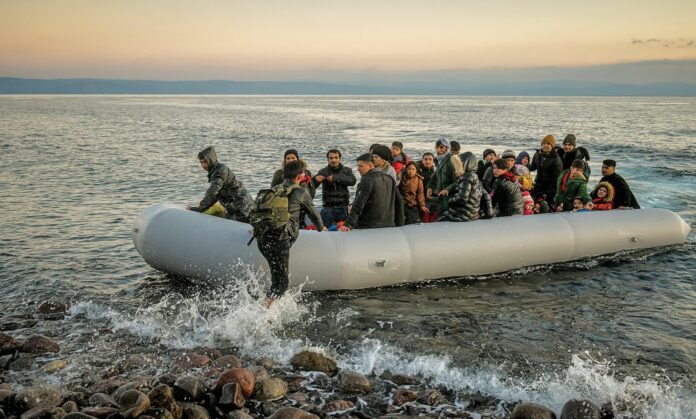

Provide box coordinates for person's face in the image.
[525,202,534,211]
[357,161,372,176]
[436,144,447,156]
[391,146,401,157]
[570,166,583,177]
[521,156,530,166]
[485,153,497,163]
[406,165,417,178]
[492,166,505,177]
[601,164,615,176]
[199,159,208,171]
[597,186,608,198]
[327,152,341,168]
[506,157,515,169]
[541,142,553,153]
[563,143,575,153]
[285,154,298,165]
[371,154,384,166]
[573,199,584,209]
[534,203,541,213]
[422,155,434,168]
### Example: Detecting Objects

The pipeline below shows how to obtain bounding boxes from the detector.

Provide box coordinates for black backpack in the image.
[249,183,299,234]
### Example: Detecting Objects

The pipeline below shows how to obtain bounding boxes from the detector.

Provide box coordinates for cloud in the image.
[631,37,696,48]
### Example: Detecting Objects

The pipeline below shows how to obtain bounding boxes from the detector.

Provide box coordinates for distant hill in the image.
[1,77,696,96]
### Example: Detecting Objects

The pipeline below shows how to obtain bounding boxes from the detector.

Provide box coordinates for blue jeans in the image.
[321,205,349,228]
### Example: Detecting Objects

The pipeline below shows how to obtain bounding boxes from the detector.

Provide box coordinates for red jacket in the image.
[592,197,613,211]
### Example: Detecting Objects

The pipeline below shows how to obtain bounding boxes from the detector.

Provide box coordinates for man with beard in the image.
[313,149,357,227]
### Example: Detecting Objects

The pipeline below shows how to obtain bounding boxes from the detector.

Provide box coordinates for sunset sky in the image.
[1,0,695,81]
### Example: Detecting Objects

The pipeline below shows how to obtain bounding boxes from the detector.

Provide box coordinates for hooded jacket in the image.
[555,169,592,210]
[398,170,426,209]
[192,147,253,218]
[591,181,615,211]
[346,169,405,229]
[272,160,316,198]
[283,180,324,240]
[313,163,357,207]
[529,148,563,201]
[441,152,493,221]
[557,146,591,171]
[491,171,523,217]
[434,153,463,210]
[598,172,640,209]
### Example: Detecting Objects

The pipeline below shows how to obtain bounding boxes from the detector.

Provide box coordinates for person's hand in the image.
[438,190,449,197]
[186,204,192,210]
[426,188,432,199]
[339,225,351,232]
[314,175,326,183]
[584,202,594,210]
[556,203,564,212]
[421,206,429,214]
[321,226,328,231]
[327,175,334,183]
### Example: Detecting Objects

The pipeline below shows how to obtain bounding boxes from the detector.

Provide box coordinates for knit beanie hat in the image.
[493,158,508,170]
[371,144,392,162]
[541,134,556,147]
[563,134,577,146]
[514,164,530,176]
[435,136,450,150]
[284,148,299,160]
[501,150,516,159]
[483,148,496,159]
[522,191,534,206]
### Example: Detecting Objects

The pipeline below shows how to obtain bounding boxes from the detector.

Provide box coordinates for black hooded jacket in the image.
[442,152,493,221]
[529,149,562,200]
[557,146,591,172]
[598,172,640,209]
[313,164,357,207]
[491,175,523,217]
[192,147,253,218]
[345,169,405,229]
[284,181,324,240]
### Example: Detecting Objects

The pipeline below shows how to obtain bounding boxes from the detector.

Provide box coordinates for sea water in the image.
[0,95,695,417]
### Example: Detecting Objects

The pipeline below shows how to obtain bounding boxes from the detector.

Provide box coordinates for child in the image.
[591,182,615,211]
[522,191,534,215]
[515,164,534,192]
[572,197,590,212]
[398,161,428,224]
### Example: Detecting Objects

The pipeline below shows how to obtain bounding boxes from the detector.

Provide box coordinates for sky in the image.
[1,0,695,82]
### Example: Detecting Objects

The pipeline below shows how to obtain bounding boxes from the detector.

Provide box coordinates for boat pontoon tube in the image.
[133,203,691,290]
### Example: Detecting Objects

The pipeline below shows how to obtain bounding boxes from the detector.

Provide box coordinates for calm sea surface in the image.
[1,96,695,417]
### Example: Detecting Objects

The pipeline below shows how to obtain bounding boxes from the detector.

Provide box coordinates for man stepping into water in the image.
[250,161,325,307]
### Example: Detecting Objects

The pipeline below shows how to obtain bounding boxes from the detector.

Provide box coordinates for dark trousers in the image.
[404,206,422,225]
[320,205,349,228]
[256,230,295,299]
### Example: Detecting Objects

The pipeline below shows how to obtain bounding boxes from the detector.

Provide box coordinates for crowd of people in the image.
[188,134,640,304]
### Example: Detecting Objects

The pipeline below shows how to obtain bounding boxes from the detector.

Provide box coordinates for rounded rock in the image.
[36,302,69,315]
[215,369,254,399]
[226,411,253,419]
[61,402,78,414]
[268,407,319,419]
[511,403,557,419]
[209,356,241,371]
[118,390,150,419]
[78,407,119,419]
[15,386,62,410]
[417,389,446,406]
[252,367,270,382]
[88,394,119,409]
[111,379,149,402]
[561,399,601,419]
[143,408,174,419]
[253,378,287,401]
[181,404,209,419]
[393,388,417,406]
[218,383,245,410]
[0,333,20,356]
[289,351,338,376]
[173,376,206,402]
[20,336,60,354]
[63,414,98,419]
[338,371,371,394]
[172,353,211,371]
[147,385,181,419]
[41,360,67,374]
[323,400,353,413]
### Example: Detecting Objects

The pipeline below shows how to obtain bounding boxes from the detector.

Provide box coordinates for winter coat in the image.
[392,153,411,177]
[272,160,316,198]
[375,161,398,183]
[557,146,591,171]
[590,181,615,211]
[313,164,357,207]
[555,170,591,210]
[281,180,324,240]
[477,160,492,181]
[191,147,253,218]
[399,173,426,209]
[346,169,405,229]
[417,162,438,205]
[441,152,493,221]
[491,172,523,217]
[529,149,562,201]
[598,173,640,209]
[434,153,463,210]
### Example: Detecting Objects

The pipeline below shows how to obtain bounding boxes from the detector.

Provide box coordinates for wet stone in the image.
[253,378,287,401]
[511,403,557,419]
[181,404,209,419]
[257,357,275,370]
[323,400,354,413]
[290,351,338,376]
[173,376,206,402]
[390,374,419,386]
[226,411,253,419]
[200,393,217,411]
[338,371,372,394]
[0,333,20,355]
[258,402,282,417]
[119,390,150,419]
[62,414,98,419]
[112,379,149,402]
[393,388,418,406]
[61,391,88,406]
[20,335,60,354]
[90,381,123,398]
[42,360,67,374]
[268,406,319,419]
[209,356,242,371]
[172,353,211,371]
[286,393,308,404]
[0,389,16,407]
[191,347,221,361]
[0,319,38,332]
[60,402,78,414]
[36,302,69,315]
[10,354,35,370]
[417,389,446,406]
[147,385,181,419]
[150,375,177,389]
[15,386,62,410]
[79,408,119,419]
[88,394,119,409]
[218,383,244,410]
[143,408,174,419]
[215,369,254,398]
[560,399,601,419]
[252,366,270,382]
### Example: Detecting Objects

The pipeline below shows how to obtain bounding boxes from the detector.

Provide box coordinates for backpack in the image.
[249,183,299,233]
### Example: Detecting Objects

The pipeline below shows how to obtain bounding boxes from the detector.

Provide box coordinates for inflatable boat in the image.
[132,203,691,291]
